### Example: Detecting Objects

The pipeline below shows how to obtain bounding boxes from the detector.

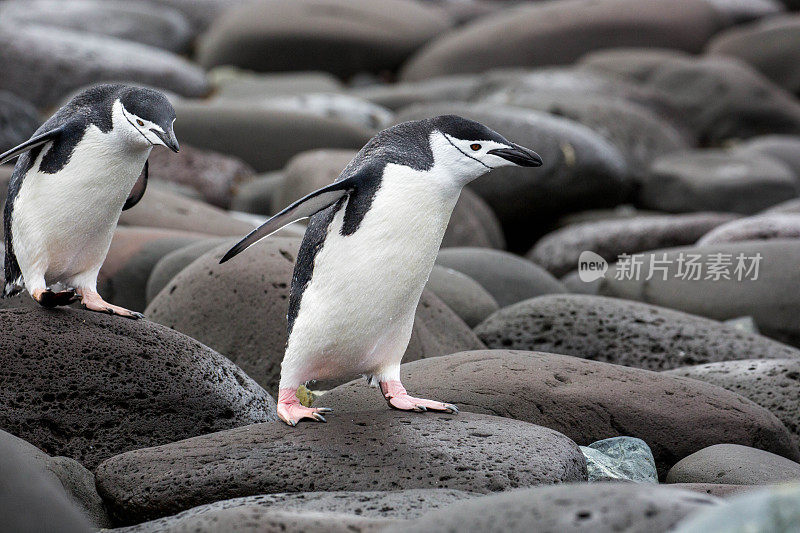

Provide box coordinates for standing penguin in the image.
[221,115,542,425]
[0,84,179,317]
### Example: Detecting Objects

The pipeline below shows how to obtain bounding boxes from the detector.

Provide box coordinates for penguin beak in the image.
[152,128,180,153]
[487,143,543,167]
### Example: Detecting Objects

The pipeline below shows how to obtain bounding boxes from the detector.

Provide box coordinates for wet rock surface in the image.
[0,307,276,468]
[474,295,800,370]
[95,411,586,524]
[321,350,799,477]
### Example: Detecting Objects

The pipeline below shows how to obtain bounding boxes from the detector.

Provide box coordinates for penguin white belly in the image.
[11,125,150,287]
[282,163,460,386]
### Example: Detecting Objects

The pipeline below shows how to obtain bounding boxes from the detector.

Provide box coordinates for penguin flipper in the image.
[123,160,148,210]
[220,181,352,263]
[0,126,65,166]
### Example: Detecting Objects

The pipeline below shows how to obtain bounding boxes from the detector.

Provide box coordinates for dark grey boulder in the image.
[436,247,566,308]
[696,214,800,245]
[701,0,783,23]
[0,430,93,533]
[733,135,800,177]
[666,444,800,485]
[147,143,256,209]
[210,68,344,100]
[441,187,505,249]
[400,0,729,81]
[350,75,482,112]
[480,91,690,176]
[0,307,276,468]
[0,0,193,53]
[230,171,285,216]
[98,226,209,313]
[665,359,800,449]
[707,14,800,94]
[196,0,453,77]
[256,93,394,131]
[0,429,109,528]
[668,483,759,498]
[528,213,737,277]
[389,483,720,533]
[171,100,372,172]
[95,411,586,524]
[145,0,257,34]
[641,150,797,215]
[146,238,229,305]
[113,489,474,532]
[763,197,800,214]
[0,25,208,108]
[475,294,800,370]
[146,239,483,394]
[393,101,629,250]
[599,240,800,346]
[578,47,694,83]
[0,90,39,155]
[321,350,799,477]
[425,266,499,327]
[642,56,800,145]
[118,185,257,237]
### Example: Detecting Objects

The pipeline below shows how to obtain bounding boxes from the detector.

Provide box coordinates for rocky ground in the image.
[1,0,800,532]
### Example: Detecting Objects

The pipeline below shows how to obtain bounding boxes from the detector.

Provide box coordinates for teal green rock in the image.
[581,436,658,483]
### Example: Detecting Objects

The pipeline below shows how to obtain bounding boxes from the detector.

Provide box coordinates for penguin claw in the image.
[316,407,333,413]
[312,413,327,422]
[380,380,459,415]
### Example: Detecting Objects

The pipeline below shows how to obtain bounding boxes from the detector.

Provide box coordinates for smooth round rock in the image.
[0,90,39,155]
[668,483,760,498]
[528,213,737,277]
[696,214,800,244]
[196,0,453,77]
[146,239,483,394]
[0,0,193,53]
[113,489,474,533]
[98,226,209,313]
[763,197,800,214]
[145,238,229,305]
[641,150,798,215]
[578,47,695,82]
[145,0,257,34]
[702,0,784,23]
[0,25,208,108]
[481,91,690,177]
[0,429,109,528]
[350,75,482,112]
[643,56,800,145]
[95,411,586,524]
[707,15,800,94]
[147,143,256,209]
[425,266,499,328]
[0,307,276,468]
[665,359,800,449]
[599,240,800,346]
[0,430,93,533]
[119,185,256,237]
[389,483,720,533]
[672,483,800,533]
[733,135,800,177]
[394,102,629,250]
[400,0,729,81]
[666,444,800,485]
[255,93,394,131]
[210,68,344,100]
[171,100,372,172]
[475,295,800,370]
[436,247,566,308]
[230,172,285,216]
[321,350,799,477]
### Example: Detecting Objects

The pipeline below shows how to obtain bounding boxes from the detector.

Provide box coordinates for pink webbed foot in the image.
[77,289,144,319]
[277,388,332,427]
[379,380,459,414]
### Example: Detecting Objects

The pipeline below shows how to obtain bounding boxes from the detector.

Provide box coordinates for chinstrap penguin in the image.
[221,115,542,426]
[0,84,179,317]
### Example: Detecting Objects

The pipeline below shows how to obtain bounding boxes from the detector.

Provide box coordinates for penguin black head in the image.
[117,86,179,153]
[427,115,542,177]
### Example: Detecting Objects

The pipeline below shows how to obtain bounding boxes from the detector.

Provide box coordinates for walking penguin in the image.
[0,84,179,317]
[221,115,542,425]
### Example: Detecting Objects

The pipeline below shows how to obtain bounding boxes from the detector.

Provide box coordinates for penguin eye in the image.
[136,119,144,127]
[470,143,481,151]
